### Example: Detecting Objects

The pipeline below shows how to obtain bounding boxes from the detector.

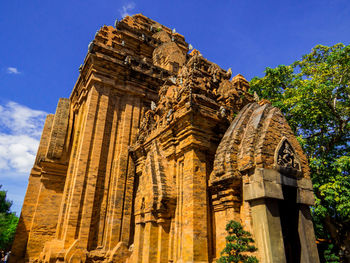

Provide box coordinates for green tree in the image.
[250,43,350,262]
[218,220,258,263]
[0,185,19,251]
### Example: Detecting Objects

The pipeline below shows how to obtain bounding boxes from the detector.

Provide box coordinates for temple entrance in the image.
[279,184,301,263]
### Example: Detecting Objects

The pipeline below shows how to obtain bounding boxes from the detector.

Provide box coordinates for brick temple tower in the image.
[10,14,320,263]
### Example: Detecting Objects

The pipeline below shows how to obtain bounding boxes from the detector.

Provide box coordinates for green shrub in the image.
[218,220,258,263]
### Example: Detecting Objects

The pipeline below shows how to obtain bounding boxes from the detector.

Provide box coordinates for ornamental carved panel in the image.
[275,138,301,174]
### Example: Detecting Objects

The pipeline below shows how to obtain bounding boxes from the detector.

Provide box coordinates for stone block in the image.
[297,188,315,206]
[280,174,298,187]
[243,181,284,201]
[298,177,314,190]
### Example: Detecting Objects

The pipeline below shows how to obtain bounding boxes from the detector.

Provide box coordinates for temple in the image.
[11,14,320,263]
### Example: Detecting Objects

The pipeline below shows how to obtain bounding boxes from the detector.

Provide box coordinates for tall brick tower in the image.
[11,14,320,263]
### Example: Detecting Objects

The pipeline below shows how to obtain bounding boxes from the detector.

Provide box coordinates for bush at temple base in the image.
[218,220,258,263]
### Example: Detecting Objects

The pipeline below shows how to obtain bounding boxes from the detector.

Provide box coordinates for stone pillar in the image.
[250,199,286,263]
[244,168,320,263]
[298,205,320,263]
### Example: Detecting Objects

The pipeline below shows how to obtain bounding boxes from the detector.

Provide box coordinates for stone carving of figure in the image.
[277,140,300,170]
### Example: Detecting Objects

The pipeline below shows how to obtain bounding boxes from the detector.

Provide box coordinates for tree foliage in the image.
[250,43,350,262]
[0,185,18,251]
[218,220,258,263]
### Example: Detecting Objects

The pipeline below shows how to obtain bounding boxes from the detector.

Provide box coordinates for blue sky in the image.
[1,0,350,215]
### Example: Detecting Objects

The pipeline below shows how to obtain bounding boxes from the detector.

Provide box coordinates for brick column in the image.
[141,222,159,263]
[77,86,110,249]
[25,173,65,259]
[156,222,170,263]
[181,149,209,263]
[103,95,142,249]
[61,85,100,247]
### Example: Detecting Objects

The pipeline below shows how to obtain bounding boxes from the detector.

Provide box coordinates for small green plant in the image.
[218,220,258,263]
[0,185,19,251]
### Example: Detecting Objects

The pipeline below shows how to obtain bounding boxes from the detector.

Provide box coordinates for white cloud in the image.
[0,134,38,173]
[6,67,20,74]
[0,101,47,176]
[0,101,47,137]
[119,2,135,18]
[0,101,47,215]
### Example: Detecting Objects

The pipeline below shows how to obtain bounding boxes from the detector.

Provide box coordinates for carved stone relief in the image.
[275,138,301,175]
